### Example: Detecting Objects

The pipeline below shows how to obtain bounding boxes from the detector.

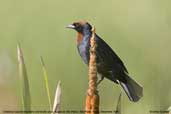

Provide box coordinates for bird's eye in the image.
[73,23,82,32]
[74,23,80,28]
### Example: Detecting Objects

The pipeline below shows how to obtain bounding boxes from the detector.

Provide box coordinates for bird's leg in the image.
[97,74,104,86]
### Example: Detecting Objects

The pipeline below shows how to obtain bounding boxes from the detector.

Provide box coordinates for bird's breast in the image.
[77,39,90,65]
[76,32,83,45]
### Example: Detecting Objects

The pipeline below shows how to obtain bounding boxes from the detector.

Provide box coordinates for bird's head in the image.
[66,21,92,35]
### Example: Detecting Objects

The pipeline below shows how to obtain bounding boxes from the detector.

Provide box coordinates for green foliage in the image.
[40,57,52,110]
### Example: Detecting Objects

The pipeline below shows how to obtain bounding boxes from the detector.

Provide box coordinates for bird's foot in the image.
[96,76,104,86]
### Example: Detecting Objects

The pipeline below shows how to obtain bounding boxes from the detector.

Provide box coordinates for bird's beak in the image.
[66,24,75,29]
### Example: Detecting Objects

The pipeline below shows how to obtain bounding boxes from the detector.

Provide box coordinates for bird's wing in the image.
[95,34,128,73]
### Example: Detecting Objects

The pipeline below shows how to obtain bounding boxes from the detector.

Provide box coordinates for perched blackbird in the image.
[67,21,143,102]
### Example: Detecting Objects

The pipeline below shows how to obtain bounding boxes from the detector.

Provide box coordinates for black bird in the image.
[67,21,143,102]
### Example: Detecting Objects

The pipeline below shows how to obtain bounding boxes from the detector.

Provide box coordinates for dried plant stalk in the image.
[168,106,171,114]
[52,81,61,114]
[85,27,99,114]
[115,93,122,114]
[17,44,31,112]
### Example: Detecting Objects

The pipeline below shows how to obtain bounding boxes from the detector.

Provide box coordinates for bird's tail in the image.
[119,74,143,102]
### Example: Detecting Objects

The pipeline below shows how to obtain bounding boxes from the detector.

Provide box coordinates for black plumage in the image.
[67,21,143,102]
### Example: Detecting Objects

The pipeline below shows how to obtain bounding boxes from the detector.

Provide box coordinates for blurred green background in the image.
[0,0,171,113]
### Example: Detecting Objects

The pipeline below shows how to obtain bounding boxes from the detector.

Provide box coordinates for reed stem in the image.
[85,27,99,114]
